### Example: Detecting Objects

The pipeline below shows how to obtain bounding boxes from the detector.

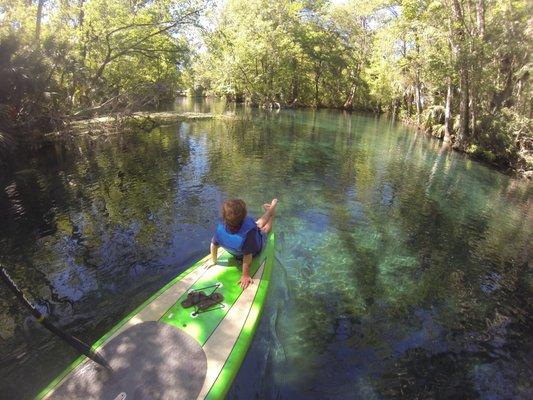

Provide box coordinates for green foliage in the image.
[423,105,446,138]
[1,0,531,171]
[72,0,195,108]
[467,108,530,168]
[0,34,66,149]
[0,0,202,147]
[193,0,372,108]
[193,0,531,171]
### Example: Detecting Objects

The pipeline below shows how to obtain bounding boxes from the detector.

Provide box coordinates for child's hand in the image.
[238,274,253,289]
[205,259,217,269]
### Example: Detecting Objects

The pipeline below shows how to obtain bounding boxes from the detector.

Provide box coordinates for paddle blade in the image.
[0,266,112,371]
[41,319,112,371]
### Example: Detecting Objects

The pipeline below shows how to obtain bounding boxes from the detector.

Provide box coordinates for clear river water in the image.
[0,98,531,399]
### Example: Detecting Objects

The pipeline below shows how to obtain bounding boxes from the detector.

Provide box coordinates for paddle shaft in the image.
[0,267,111,370]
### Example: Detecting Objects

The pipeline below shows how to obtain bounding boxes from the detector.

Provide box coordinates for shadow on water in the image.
[0,99,531,399]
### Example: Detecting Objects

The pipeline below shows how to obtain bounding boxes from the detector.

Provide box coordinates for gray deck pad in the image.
[49,321,207,400]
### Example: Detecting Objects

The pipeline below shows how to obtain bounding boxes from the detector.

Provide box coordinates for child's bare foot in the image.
[263,199,278,211]
[257,198,278,233]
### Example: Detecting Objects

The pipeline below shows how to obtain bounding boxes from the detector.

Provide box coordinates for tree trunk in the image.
[470,3,477,136]
[470,88,476,137]
[444,77,453,142]
[314,66,321,107]
[457,68,470,146]
[343,82,356,109]
[476,0,485,39]
[35,0,45,42]
[93,50,112,84]
[415,39,423,126]
[391,98,400,122]
[291,58,298,104]
[415,72,422,126]
[492,54,513,111]
[404,95,412,117]
[78,0,85,27]
[469,0,484,137]
[451,0,470,149]
[70,0,86,107]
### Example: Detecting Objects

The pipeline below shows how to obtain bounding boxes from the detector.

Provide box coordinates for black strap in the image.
[190,283,223,316]
[191,283,221,296]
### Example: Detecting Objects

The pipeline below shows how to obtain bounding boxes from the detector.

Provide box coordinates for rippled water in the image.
[0,99,531,399]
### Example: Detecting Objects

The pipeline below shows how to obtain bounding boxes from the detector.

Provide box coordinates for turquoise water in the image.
[0,99,531,399]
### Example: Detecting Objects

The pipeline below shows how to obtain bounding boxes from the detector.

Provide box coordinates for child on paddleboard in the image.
[209,198,278,289]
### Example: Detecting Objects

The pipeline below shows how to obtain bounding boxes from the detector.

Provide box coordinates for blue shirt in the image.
[212,219,265,256]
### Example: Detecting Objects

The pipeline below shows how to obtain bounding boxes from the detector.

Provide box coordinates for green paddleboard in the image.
[38,232,275,400]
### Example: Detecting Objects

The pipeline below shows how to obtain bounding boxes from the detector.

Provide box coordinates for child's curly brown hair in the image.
[222,199,247,230]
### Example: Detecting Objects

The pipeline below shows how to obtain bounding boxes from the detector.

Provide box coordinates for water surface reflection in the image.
[0,100,531,399]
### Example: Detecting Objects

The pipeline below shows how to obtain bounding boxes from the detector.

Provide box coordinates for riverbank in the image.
[399,114,533,180]
[0,111,238,167]
[36,102,533,180]
[46,111,238,138]
[197,97,532,179]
